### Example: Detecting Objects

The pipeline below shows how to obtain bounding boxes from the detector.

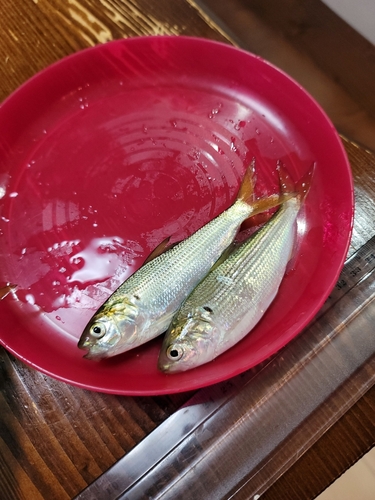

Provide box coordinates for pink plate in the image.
[0,36,353,395]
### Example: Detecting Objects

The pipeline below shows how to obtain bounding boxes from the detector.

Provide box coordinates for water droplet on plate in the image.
[26,294,35,305]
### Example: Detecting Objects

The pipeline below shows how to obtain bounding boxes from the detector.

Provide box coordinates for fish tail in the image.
[277,161,315,201]
[236,159,256,205]
[296,162,315,201]
[237,159,291,217]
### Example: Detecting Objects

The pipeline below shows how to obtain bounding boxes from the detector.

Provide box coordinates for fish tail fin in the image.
[237,159,292,217]
[296,162,315,201]
[249,193,286,216]
[277,160,315,201]
[236,158,256,205]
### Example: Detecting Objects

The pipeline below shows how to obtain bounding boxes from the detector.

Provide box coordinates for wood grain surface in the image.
[0,0,230,103]
[261,385,375,500]
[0,1,219,498]
[0,1,374,499]
[0,351,195,499]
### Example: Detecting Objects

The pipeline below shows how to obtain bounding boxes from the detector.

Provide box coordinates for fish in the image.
[78,164,289,359]
[158,163,314,373]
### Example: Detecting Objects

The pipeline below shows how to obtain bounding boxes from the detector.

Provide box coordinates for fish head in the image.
[78,298,140,359]
[158,307,217,372]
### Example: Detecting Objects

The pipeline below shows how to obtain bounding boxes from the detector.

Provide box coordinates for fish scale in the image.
[180,200,296,319]
[109,199,252,312]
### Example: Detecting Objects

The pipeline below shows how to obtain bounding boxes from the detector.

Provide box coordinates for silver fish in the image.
[158,163,313,373]
[78,165,287,359]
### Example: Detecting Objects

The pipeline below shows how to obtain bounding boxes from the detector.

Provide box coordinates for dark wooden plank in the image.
[238,0,375,122]
[200,0,375,152]
[258,386,375,500]
[0,347,194,499]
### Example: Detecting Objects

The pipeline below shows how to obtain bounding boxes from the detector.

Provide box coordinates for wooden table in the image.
[1,1,374,499]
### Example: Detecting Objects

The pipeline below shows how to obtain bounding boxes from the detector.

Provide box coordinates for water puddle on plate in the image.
[0,84,310,344]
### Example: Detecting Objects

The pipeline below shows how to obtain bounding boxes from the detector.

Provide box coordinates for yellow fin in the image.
[237,159,256,205]
[249,192,294,218]
[237,159,294,218]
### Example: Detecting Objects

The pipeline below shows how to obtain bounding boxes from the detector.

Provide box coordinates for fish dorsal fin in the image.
[143,237,174,264]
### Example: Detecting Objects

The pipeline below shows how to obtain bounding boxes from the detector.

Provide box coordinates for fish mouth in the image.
[157,354,181,373]
[157,353,171,373]
[77,334,99,351]
[157,361,170,373]
[83,350,106,360]
[80,345,112,360]
[78,335,111,359]
[77,336,90,350]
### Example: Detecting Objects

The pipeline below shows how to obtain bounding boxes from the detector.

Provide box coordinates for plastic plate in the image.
[0,36,353,395]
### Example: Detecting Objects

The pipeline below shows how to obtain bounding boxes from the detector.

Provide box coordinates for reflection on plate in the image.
[0,36,353,395]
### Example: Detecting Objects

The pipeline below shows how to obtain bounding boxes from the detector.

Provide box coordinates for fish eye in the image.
[90,323,106,339]
[166,345,184,361]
